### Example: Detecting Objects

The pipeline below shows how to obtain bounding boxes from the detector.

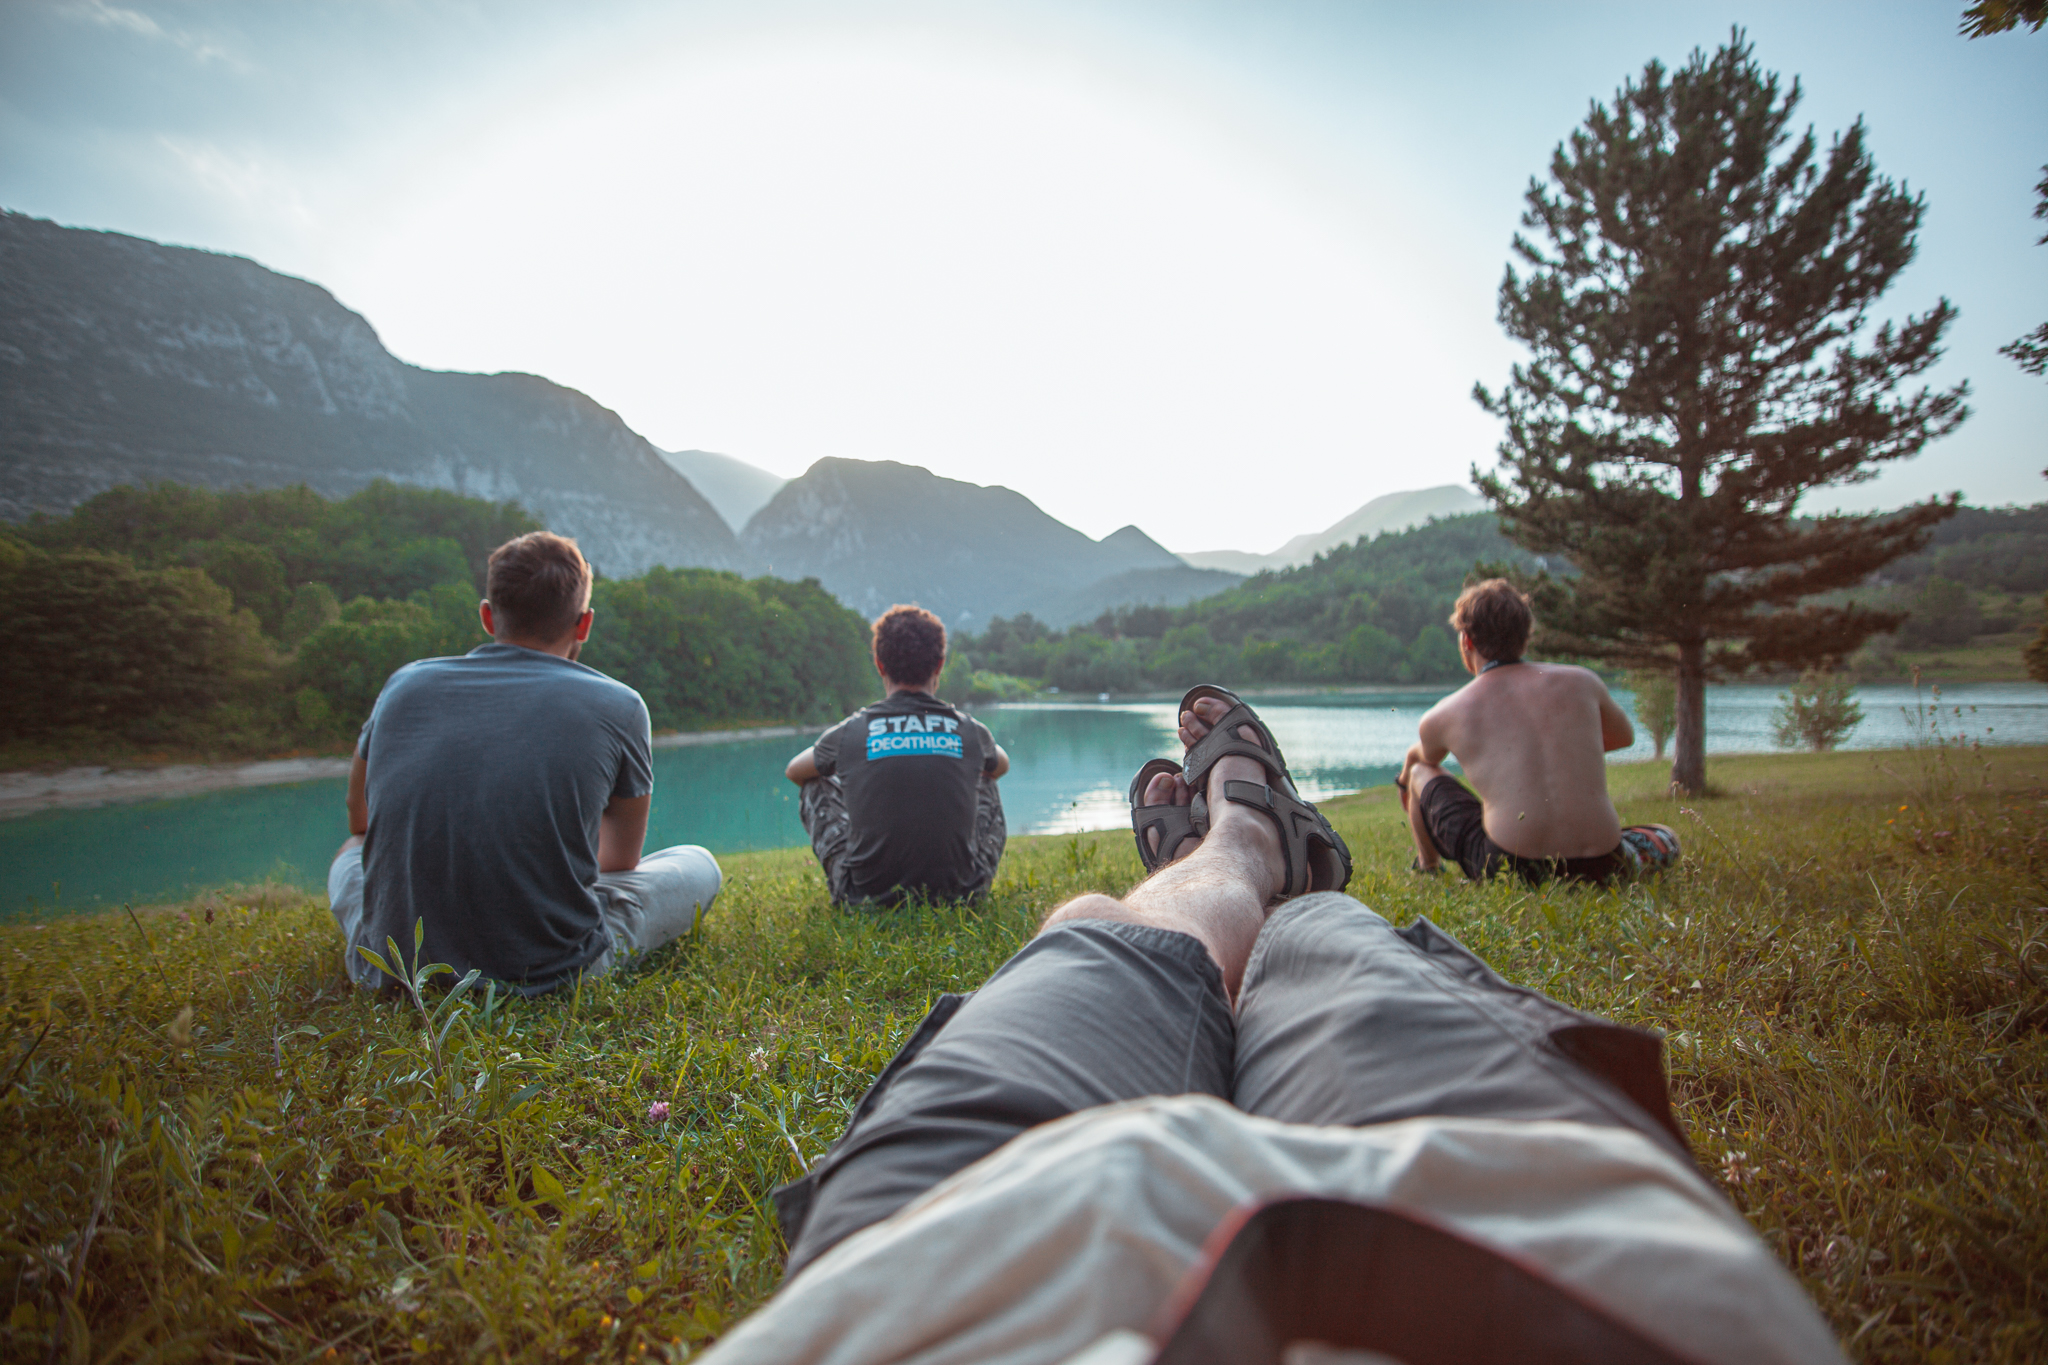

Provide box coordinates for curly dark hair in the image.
[486,531,592,643]
[872,605,947,687]
[1448,578,1533,664]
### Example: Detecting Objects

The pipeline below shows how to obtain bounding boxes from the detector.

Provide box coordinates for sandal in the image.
[1177,684,1352,898]
[1130,757,1201,873]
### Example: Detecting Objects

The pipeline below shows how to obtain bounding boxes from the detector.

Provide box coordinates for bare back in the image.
[1416,662,1630,860]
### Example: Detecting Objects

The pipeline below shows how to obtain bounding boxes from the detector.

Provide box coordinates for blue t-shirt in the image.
[356,642,653,994]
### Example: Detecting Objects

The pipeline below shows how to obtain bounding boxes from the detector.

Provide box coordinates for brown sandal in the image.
[1178,684,1352,898]
[1130,758,1200,873]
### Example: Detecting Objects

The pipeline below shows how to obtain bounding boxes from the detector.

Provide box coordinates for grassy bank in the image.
[2,746,2044,1362]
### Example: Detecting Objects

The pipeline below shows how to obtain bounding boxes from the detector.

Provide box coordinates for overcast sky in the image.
[3,1,2042,552]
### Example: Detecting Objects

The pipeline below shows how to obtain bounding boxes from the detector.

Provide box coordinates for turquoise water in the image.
[4,681,2041,917]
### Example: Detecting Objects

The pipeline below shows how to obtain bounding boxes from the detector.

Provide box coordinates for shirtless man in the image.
[1397,578,1678,885]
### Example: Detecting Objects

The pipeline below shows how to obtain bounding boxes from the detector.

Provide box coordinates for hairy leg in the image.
[1043,697,1285,997]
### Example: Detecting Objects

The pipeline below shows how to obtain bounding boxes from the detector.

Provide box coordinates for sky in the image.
[2,1,2043,553]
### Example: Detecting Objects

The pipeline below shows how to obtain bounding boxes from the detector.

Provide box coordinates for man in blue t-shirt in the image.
[785,605,1009,906]
[326,531,721,994]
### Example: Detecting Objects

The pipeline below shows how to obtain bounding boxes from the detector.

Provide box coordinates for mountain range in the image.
[1180,484,1487,574]
[2,210,1476,628]
[740,458,1241,627]
[658,447,787,531]
[0,211,745,576]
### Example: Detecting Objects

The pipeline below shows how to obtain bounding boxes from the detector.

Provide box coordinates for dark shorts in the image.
[775,894,1688,1277]
[798,775,1007,906]
[1417,775,1678,887]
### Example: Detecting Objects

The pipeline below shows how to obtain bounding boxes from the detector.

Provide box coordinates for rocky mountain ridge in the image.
[741,457,1238,626]
[0,211,747,576]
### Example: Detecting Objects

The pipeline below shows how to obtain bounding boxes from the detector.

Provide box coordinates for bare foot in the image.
[1141,767,1202,865]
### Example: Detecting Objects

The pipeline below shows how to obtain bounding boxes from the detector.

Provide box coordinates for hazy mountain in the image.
[740,457,1226,625]
[0,212,749,576]
[1040,564,1247,628]
[659,447,787,533]
[1181,484,1487,573]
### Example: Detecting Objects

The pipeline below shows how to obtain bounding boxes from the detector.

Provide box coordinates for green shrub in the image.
[1627,668,1677,758]
[1771,669,1864,752]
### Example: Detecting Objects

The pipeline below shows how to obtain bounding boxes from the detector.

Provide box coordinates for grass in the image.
[2,744,2044,1363]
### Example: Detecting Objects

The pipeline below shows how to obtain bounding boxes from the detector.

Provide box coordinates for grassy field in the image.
[2,744,2044,1362]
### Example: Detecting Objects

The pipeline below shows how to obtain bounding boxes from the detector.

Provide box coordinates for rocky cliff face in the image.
[740,456,1216,626]
[0,212,748,576]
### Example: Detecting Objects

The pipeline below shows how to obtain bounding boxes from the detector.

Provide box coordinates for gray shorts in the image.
[327,843,723,990]
[776,893,1687,1277]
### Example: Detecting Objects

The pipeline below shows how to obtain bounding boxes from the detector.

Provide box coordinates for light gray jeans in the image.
[327,844,723,989]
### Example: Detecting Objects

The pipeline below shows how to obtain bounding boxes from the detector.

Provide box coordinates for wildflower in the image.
[646,1101,670,1122]
[1720,1149,1755,1185]
[749,1047,771,1074]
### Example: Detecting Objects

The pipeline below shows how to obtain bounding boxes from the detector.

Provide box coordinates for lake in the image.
[4,680,2042,917]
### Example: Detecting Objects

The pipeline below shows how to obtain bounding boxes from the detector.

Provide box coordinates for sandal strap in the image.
[1218,779,1352,898]
[1129,758,1198,874]
[1178,685,1292,797]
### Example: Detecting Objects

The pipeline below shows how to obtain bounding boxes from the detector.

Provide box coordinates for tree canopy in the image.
[1474,33,1967,791]
[1960,0,2046,36]
[3,483,872,758]
[1998,168,2048,379]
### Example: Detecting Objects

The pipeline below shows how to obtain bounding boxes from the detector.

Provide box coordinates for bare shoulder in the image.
[1420,677,1478,728]
[1535,662,1613,694]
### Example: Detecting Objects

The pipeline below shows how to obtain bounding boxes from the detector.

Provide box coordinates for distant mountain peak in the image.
[742,458,1225,625]
[1180,484,1486,574]
[1096,524,1184,569]
[660,448,787,534]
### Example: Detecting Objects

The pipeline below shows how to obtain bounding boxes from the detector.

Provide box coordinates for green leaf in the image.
[499,1082,546,1119]
[531,1166,567,1203]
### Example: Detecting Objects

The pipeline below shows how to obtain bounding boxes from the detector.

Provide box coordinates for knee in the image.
[1039,893,1133,934]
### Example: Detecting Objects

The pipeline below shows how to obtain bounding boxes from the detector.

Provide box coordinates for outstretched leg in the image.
[776,716,1286,1276]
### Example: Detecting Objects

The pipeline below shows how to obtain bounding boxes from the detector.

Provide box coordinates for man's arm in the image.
[987,743,1010,780]
[1593,674,1635,752]
[346,754,369,836]
[1397,708,1454,810]
[599,794,651,873]
[786,746,821,786]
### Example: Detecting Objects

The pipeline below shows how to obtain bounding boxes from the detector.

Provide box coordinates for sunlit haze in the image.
[3,1,2043,550]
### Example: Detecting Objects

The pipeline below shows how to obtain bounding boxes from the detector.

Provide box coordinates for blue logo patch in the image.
[865,713,965,760]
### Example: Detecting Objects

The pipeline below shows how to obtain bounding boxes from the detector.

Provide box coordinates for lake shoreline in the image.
[0,720,831,818]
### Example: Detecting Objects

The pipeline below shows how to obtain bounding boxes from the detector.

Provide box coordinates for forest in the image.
[950,502,2048,697]
[952,513,1533,694]
[0,481,873,762]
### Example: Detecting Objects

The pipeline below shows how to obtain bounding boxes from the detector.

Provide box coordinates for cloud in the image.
[61,0,246,69]
[156,136,314,225]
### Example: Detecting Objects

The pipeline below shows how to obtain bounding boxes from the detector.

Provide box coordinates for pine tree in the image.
[1473,33,1968,793]
[1996,168,2047,378]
